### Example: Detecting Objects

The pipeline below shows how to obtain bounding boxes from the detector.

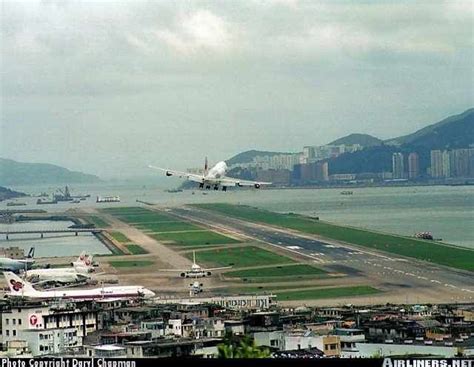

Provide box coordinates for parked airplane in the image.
[25,265,92,285]
[159,251,231,278]
[71,252,96,272]
[149,158,271,191]
[3,272,155,301]
[0,248,35,273]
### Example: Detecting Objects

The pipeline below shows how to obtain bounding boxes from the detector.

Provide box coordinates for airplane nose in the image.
[147,290,156,298]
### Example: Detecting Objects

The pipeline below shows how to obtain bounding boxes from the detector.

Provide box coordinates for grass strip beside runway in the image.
[194,204,474,272]
[225,264,327,278]
[151,231,240,247]
[109,231,131,243]
[126,244,148,255]
[187,246,296,268]
[109,260,154,268]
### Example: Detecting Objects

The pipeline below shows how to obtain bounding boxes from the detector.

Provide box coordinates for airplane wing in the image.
[148,165,204,183]
[205,266,233,271]
[219,177,272,188]
[157,268,189,272]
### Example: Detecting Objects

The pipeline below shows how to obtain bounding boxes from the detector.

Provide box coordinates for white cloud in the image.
[153,10,235,54]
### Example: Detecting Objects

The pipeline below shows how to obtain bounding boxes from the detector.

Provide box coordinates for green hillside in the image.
[0,158,100,185]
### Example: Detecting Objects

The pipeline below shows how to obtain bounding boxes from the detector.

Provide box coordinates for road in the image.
[166,206,474,305]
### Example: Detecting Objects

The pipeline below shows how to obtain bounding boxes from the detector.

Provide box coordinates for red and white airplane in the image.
[149,158,271,191]
[3,272,155,301]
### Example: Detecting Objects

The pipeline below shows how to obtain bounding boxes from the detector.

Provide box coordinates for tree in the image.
[217,335,271,359]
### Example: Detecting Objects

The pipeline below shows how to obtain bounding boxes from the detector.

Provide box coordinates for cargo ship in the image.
[37,198,58,205]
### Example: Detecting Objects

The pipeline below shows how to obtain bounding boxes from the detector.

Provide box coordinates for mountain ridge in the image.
[0,158,101,186]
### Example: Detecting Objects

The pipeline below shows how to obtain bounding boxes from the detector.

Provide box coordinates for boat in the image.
[37,198,58,205]
[6,202,27,207]
[166,189,183,193]
[414,232,434,240]
[340,191,353,195]
[96,196,121,203]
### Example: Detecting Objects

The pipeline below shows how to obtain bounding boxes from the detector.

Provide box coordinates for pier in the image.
[0,228,104,240]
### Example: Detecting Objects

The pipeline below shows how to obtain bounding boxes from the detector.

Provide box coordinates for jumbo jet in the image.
[149,158,271,191]
[159,251,231,278]
[3,272,155,301]
[0,248,35,273]
[26,253,96,285]
[25,266,91,285]
[25,262,94,285]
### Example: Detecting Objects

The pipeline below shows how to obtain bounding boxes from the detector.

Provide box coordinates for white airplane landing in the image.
[149,157,271,191]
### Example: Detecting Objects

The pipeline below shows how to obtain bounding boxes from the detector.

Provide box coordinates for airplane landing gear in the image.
[213,185,219,190]
[222,186,227,192]
[205,185,211,190]
[199,182,204,189]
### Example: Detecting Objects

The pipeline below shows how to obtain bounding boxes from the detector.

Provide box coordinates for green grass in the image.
[86,216,109,228]
[275,285,380,301]
[136,221,202,232]
[194,204,474,272]
[225,264,327,278]
[101,207,149,214]
[151,231,240,247]
[126,244,148,255]
[221,284,326,294]
[109,260,154,268]
[109,231,131,243]
[187,246,295,268]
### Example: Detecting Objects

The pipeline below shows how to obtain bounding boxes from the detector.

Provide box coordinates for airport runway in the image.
[166,206,474,304]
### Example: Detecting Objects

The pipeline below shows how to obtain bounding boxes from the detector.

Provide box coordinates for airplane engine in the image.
[254,183,261,189]
[207,271,212,276]
[180,272,186,278]
[166,171,172,177]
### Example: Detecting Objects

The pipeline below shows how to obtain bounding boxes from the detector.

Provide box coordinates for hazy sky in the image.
[1,0,473,178]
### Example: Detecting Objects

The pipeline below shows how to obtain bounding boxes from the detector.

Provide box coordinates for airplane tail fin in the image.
[193,250,196,265]
[27,247,35,259]
[77,251,86,263]
[204,157,209,176]
[3,272,37,296]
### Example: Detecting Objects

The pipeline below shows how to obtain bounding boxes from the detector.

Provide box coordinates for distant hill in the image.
[227,150,295,165]
[386,108,474,149]
[0,186,27,202]
[329,108,473,175]
[329,133,382,147]
[0,158,101,185]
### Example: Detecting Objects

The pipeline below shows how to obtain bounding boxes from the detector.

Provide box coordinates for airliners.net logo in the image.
[382,359,473,367]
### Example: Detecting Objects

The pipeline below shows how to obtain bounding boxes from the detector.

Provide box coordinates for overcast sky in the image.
[1,0,473,178]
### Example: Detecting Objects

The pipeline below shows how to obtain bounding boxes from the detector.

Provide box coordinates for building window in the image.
[12,319,16,325]
[6,330,9,336]
[18,319,22,325]
[13,330,16,337]
[5,319,9,325]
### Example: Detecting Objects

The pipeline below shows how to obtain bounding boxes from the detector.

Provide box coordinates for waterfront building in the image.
[392,153,404,179]
[408,152,420,179]
[430,150,443,178]
[0,302,99,356]
[452,148,470,177]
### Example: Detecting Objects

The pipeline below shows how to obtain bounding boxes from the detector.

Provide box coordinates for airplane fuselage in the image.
[26,268,90,284]
[10,285,155,301]
[0,258,34,273]
[205,161,227,180]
